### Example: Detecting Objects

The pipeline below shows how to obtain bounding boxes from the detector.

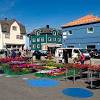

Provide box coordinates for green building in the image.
[28,25,62,52]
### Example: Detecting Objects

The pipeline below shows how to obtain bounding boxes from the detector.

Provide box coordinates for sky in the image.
[0,0,100,33]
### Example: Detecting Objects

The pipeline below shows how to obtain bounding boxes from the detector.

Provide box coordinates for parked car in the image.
[55,48,90,63]
[39,50,48,56]
[88,49,100,58]
[33,50,48,56]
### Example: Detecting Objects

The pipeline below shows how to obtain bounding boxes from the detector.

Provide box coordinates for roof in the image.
[62,14,100,28]
[0,18,26,34]
[29,26,62,35]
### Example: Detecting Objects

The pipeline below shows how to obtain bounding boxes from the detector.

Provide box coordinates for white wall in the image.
[3,21,25,46]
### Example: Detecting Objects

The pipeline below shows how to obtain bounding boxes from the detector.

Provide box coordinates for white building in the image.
[0,18,26,50]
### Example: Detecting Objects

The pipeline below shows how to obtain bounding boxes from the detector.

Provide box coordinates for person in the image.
[80,53,85,64]
[35,50,41,60]
[63,49,68,64]
[47,51,52,59]
[27,50,33,63]
[4,50,8,57]
[72,52,80,63]
[11,50,16,58]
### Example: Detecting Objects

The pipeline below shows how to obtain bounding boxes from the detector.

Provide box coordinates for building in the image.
[28,25,62,52]
[62,14,100,50]
[0,18,26,50]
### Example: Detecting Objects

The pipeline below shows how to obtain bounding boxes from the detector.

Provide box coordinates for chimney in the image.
[4,18,8,20]
[46,25,49,28]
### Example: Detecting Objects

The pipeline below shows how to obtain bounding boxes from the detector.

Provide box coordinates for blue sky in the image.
[0,0,100,33]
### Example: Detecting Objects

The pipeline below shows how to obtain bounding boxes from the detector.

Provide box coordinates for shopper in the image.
[63,49,68,64]
[80,53,85,64]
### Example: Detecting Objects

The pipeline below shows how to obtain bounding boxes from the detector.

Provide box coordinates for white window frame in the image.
[33,44,36,49]
[58,38,61,42]
[41,37,44,42]
[53,38,56,41]
[87,27,94,33]
[33,38,36,42]
[63,32,67,35]
[37,38,40,42]
[48,37,52,41]
[36,30,40,35]
[37,44,40,48]
[63,36,67,39]
[53,31,57,35]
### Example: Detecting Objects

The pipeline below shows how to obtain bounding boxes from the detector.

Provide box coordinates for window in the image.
[12,26,17,31]
[67,30,72,35]
[58,38,61,42]
[33,44,36,48]
[2,25,8,32]
[36,30,40,35]
[63,32,67,35]
[53,30,57,35]
[37,38,40,42]
[5,34,10,38]
[53,38,56,41]
[74,49,79,53]
[48,37,52,41]
[87,27,94,33]
[37,44,40,48]
[63,36,67,39]
[33,38,36,42]
[16,35,20,39]
[20,35,23,39]
[41,37,44,42]
[67,46,74,48]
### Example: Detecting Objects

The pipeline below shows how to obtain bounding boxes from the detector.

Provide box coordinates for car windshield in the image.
[80,49,88,53]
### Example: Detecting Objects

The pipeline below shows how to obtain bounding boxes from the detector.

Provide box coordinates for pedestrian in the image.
[63,49,68,64]
[11,50,16,58]
[80,53,85,64]
[47,51,52,59]
[5,50,8,57]
[34,51,41,60]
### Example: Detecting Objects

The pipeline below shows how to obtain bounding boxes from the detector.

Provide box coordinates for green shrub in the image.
[55,63,64,68]
[1,64,11,72]
[46,60,56,66]
[22,68,31,74]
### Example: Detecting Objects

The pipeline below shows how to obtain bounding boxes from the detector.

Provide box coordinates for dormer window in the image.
[87,27,94,33]
[53,30,57,35]
[2,25,9,32]
[36,30,40,35]
[12,26,17,31]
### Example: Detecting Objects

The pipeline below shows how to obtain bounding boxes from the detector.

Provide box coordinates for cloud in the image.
[0,0,16,13]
